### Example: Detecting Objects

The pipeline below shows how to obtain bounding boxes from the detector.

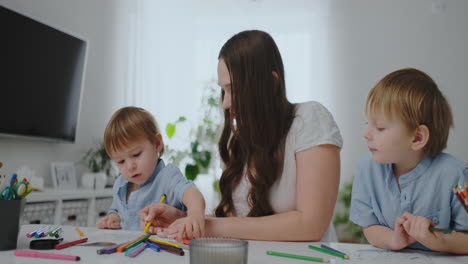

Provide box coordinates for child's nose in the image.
[363,126,371,140]
[126,160,136,171]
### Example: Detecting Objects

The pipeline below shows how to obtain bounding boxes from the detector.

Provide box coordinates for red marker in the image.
[15,250,80,261]
[54,237,88,250]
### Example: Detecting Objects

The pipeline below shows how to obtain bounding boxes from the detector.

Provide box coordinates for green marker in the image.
[308,245,349,259]
[429,226,455,234]
[266,251,329,263]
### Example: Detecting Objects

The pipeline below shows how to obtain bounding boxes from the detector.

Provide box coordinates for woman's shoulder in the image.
[295,101,329,115]
[291,101,343,150]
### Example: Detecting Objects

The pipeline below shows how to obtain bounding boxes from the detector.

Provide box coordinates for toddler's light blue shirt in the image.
[350,153,468,251]
[108,159,194,230]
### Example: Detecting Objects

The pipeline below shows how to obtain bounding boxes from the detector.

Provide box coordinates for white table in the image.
[0,225,466,264]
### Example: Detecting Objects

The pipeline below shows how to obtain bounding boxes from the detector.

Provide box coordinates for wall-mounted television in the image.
[0,6,87,143]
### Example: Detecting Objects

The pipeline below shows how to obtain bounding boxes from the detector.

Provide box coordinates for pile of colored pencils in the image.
[453,183,468,212]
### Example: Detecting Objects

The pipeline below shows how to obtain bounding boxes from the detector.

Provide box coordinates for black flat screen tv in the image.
[0,6,87,143]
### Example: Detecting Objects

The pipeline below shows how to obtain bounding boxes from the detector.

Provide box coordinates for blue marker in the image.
[144,241,160,252]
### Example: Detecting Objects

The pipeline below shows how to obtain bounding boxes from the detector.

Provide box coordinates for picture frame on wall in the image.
[50,162,77,189]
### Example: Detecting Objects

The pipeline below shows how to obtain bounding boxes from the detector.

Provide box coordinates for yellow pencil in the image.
[143,194,167,234]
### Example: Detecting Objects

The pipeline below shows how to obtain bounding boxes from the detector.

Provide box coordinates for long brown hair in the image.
[215,30,295,217]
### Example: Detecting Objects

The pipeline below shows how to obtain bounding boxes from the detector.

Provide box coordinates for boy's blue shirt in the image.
[350,152,468,251]
[108,159,194,230]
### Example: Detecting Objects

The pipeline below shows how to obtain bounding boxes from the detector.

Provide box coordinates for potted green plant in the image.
[333,180,367,243]
[82,142,114,189]
[164,80,222,183]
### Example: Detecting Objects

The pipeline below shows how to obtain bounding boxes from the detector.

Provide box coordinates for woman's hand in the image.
[96,213,121,229]
[158,212,205,240]
[138,203,187,234]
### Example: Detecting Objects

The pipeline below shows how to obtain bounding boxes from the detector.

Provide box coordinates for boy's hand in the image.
[401,212,445,251]
[388,215,416,250]
[158,213,205,240]
[96,213,121,229]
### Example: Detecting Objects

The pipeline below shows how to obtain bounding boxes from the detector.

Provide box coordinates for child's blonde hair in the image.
[366,68,453,157]
[104,106,164,157]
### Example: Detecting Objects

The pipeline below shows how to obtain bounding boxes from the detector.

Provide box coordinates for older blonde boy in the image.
[350,68,468,254]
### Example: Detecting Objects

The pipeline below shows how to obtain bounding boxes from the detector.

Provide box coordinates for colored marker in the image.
[96,243,125,255]
[126,243,147,257]
[429,226,455,234]
[146,240,184,256]
[51,228,63,238]
[124,233,151,252]
[147,237,181,248]
[116,234,148,252]
[309,245,349,259]
[55,237,88,249]
[320,244,348,257]
[75,227,84,237]
[26,226,46,238]
[144,241,161,252]
[15,250,80,261]
[143,194,166,234]
[34,226,50,238]
[267,251,329,263]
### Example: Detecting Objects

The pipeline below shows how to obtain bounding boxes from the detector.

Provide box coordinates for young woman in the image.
[139,30,343,241]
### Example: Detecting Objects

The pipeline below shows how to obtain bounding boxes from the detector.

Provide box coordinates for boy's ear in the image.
[411,125,429,151]
[153,133,164,153]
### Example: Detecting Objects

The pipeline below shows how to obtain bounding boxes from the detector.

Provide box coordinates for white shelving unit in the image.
[24,188,113,227]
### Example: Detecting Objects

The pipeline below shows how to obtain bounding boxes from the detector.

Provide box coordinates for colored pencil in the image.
[320,244,348,257]
[308,245,349,259]
[429,226,456,234]
[266,251,329,263]
[453,186,468,212]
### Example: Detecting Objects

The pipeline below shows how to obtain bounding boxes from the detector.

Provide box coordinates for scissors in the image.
[1,174,31,200]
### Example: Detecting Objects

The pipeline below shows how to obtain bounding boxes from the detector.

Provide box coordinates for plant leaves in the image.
[166,123,176,139]
[197,151,211,169]
[185,164,199,181]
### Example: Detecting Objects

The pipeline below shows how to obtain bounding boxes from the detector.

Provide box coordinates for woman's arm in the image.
[183,186,206,217]
[204,144,340,241]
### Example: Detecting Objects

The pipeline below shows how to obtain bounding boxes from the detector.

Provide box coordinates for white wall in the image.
[329,0,468,184]
[0,0,127,186]
[1,0,467,189]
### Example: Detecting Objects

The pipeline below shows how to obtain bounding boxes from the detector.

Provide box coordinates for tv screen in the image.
[0,6,87,143]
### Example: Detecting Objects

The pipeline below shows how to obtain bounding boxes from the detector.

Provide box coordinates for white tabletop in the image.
[0,225,466,264]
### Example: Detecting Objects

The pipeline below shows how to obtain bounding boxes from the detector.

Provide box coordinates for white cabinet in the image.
[24,188,113,227]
